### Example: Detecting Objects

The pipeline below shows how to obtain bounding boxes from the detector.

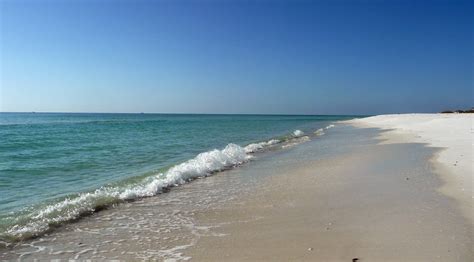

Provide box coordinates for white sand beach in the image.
[2,0,472,260]
[184,119,473,261]
[348,114,473,221]
[2,115,472,261]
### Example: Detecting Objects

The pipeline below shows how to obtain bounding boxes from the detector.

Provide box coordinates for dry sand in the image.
[3,115,471,261]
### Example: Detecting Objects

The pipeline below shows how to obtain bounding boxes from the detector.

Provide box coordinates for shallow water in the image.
[2,123,471,261]
[187,127,472,261]
[0,123,374,260]
[0,113,358,243]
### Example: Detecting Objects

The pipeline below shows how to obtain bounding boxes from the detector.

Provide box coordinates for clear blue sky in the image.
[1,0,472,114]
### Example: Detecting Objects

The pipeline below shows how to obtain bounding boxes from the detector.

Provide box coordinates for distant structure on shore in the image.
[441,108,474,113]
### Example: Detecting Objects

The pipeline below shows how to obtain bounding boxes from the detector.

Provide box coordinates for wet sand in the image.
[347,114,472,223]
[187,129,472,261]
[1,125,471,261]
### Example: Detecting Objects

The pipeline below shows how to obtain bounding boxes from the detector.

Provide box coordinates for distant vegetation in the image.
[441,108,474,113]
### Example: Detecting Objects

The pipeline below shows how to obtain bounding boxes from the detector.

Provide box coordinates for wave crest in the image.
[244,139,280,153]
[1,126,335,242]
[3,143,251,241]
[292,130,304,137]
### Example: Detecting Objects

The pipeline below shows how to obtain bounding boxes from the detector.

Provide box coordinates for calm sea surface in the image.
[0,113,358,242]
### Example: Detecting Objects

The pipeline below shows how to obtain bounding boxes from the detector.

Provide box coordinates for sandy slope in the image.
[187,130,472,261]
[348,114,473,221]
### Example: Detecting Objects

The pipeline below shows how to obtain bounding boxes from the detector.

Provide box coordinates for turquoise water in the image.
[0,113,357,242]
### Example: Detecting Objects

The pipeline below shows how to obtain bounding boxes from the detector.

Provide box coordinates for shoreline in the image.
[2,118,471,260]
[345,114,473,222]
[186,124,472,261]
[0,125,320,245]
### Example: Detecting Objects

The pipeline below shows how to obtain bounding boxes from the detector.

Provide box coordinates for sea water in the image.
[0,113,357,243]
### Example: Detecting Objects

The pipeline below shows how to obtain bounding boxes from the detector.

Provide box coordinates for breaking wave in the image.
[292,130,304,137]
[0,126,336,242]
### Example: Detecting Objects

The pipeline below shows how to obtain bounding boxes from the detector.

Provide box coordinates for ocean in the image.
[0,113,358,245]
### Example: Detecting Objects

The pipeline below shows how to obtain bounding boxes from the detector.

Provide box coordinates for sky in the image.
[0,0,472,115]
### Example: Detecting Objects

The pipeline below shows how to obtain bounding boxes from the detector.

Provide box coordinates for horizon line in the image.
[0,111,373,116]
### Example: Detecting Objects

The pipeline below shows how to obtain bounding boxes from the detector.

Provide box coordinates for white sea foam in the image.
[281,136,310,148]
[120,143,250,199]
[314,124,335,136]
[314,128,325,136]
[2,129,318,240]
[244,139,280,153]
[4,143,252,240]
[292,130,304,137]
